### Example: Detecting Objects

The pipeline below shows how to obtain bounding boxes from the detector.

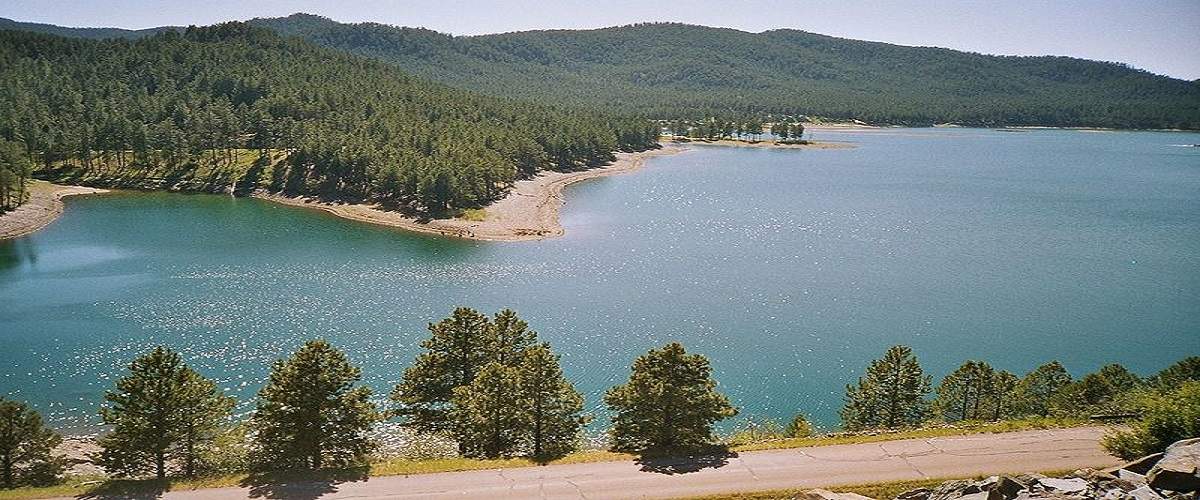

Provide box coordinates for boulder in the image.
[893,488,931,500]
[793,489,876,500]
[1147,438,1200,493]
[1127,485,1165,500]
[1035,477,1089,494]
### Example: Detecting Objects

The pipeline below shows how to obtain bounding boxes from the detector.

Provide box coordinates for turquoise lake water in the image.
[2,128,1198,432]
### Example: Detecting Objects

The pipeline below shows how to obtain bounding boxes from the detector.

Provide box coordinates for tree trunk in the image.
[155,451,166,480]
[2,454,13,489]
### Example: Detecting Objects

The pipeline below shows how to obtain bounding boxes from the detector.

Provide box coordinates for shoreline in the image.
[256,139,851,241]
[0,181,108,240]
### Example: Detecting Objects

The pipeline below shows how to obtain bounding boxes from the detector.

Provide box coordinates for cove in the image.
[2,128,1198,432]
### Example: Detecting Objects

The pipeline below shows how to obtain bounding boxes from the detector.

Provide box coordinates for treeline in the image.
[663,118,807,142]
[244,14,1200,129]
[0,24,659,214]
[2,311,1197,487]
[0,140,30,212]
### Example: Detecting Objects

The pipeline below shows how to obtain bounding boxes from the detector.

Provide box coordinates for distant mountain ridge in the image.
[0,17,179,39]
[4,14,1198,128]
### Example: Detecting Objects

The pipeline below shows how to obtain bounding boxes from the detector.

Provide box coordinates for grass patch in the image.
[730,417,1088,453]
[457,208,487,221]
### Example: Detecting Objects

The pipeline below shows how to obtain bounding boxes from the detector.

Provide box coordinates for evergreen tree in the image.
[1147,356,1200,391]
[96,347,233,480]
[789,122,805,140]
[840,345,931,430]
[393,307,495,434]
[449,362,526,458]
[785,413,814,438]
[518,343,587,460]
[1014,361,1072,416]
[490,309,538,366]
[0,398,63,489]
[604,342,737,453]
[250,340,379,470]
[935,360,995,422]
[987,370,1020,421]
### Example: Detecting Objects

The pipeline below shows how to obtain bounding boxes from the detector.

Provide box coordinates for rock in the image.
[1107,453,1166,476]
[1118,468,1149,484]
[1127,485,1165,499]
[1035,477,1089,494]
[1147,438,1200,493]
[893,488,931,500]
[794,489,876,500]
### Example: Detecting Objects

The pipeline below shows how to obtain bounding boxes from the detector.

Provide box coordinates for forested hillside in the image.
[0,24,658,213]
[245,14,1198,129]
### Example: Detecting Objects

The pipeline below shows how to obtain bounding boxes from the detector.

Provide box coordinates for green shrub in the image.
[785,414,814,438]
[1101,381,1200,460]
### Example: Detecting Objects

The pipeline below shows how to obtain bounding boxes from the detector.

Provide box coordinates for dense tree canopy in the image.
[0,24,658,214]
[247,14,1200,129]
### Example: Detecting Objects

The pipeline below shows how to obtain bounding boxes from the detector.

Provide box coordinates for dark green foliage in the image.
[785,413,814,439]
[397,308,584,459]
[393,308,539,434]
[516,343,587,460]
[96,347,234,480]
[604,342,737,453]
[249,14,1200,129]
[0,24,658,214]
[0,398,63,489]
[393,307,503,434]
[0,140,30,212]
[841,345,931,430]
[1014,361,1073,417]
[1051,363,1143,413]
[1147,356,1200,391]
[449,362,525,459]
[1102,381,1200,460]
[250,340,380,470]
[935,361,995,422]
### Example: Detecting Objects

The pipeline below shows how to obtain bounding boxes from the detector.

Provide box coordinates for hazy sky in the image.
[4,0,1198,79]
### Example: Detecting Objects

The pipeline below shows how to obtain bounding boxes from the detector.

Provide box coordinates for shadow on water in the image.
[0,238,38,273]
[634,446,737,475]
[238,466,369,500]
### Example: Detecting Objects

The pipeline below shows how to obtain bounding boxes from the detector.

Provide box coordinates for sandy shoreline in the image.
[6,139,850,242]
[0,181,108,240]
[258,139,851,241]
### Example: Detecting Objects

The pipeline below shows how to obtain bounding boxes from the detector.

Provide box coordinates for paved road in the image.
[161,427,1117,500]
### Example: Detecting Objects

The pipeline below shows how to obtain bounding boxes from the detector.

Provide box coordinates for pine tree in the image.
[250,340,379,470]
[604,342,737,453]
[518,344,587,460]
[1014,361,1072,416]
[490,309,537,367]
[987,370,1019,421]
[393,307,495,434]
[96,347,233,480]
[935,360,995,422]
[0,398,63,489]
[840,345,931,430]
[1147,356,1200,391]
[449,363,526,458]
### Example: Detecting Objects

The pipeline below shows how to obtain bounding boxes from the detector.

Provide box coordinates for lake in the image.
[2,128,1198,433]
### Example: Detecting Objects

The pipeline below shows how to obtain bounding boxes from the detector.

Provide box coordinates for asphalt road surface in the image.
[151,427,1117,499]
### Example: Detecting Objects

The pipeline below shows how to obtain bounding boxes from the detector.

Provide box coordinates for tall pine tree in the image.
[251,340,379,470]
[0,398,63,489]
[840,345,931,430]
[518,343,587,460]
[604,342,737,453]
[96,347,233,480]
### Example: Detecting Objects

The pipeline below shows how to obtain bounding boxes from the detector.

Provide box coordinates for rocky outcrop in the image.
[1147,438,1200,493]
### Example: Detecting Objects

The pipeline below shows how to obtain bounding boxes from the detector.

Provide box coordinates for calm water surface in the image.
[2,128,1198,431]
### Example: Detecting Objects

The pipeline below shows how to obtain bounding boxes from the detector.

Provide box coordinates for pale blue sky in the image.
[3,0,1198,79]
